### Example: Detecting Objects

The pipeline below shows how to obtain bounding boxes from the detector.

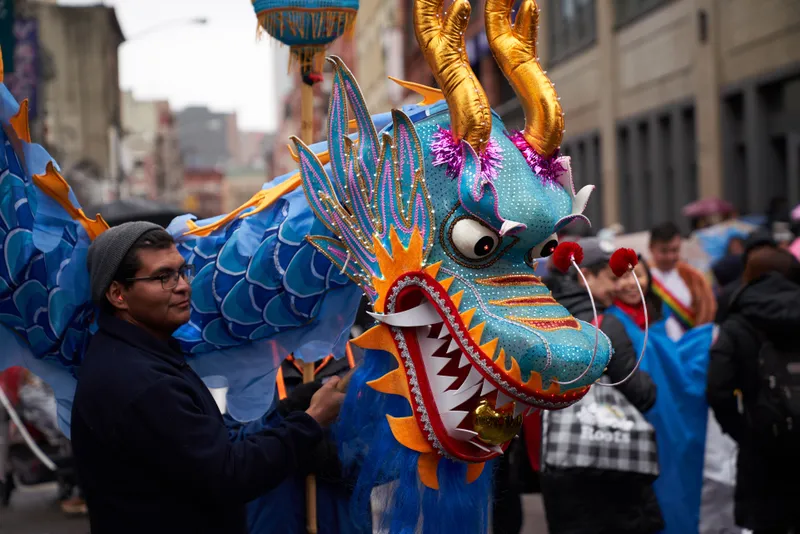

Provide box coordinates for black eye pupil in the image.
[541,240,558,257]
[474,236,495,257]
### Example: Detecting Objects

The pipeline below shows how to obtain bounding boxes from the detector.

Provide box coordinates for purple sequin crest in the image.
[431,127,503,183]
[508,131,565,186]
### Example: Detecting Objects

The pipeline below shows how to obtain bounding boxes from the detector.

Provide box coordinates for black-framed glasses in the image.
[126,264,195,290]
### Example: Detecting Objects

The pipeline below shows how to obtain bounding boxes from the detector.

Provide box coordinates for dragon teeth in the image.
[513,401,531,418]
[495,390,513,408]
[460,366,484,392]
[480,380,497,396]
[441,410,469,431]
[459,353,470,368]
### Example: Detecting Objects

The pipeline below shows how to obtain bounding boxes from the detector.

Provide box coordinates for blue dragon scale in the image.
[0,0,612,531]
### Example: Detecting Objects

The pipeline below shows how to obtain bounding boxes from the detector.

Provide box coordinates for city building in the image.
[270,32,358,176]
[355,0,407,114]
[399,0,800,233]
[5,2,125,205]
[183,167,225,218]
[176,106,234,170]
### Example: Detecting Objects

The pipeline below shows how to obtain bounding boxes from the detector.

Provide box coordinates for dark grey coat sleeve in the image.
[600,314,657,413]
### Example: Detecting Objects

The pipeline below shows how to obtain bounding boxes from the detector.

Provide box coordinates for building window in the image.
[614,0,672,29]
[561,131,603,232]
[548,0,597,65]
[616,102,697,233]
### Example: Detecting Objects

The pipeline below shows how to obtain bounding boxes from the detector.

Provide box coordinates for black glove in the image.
[277,381,322,416]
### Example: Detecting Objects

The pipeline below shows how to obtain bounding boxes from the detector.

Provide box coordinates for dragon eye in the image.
[451,218,500,260]
[526,234,559,266]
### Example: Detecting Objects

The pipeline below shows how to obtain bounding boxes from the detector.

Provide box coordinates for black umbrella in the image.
[86,198,186,228]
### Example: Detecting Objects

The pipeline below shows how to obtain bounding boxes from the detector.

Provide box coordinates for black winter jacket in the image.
[541,274,663,534]
[71,314,324,534]
[708,273,800,530]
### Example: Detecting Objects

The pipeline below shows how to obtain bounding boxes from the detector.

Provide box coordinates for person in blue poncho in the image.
[609,256,715,534]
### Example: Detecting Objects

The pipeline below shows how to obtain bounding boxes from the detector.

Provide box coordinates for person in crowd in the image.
[70,222,345,534]
[611,257,716,534]
[707,247,800,534]
[648,222,717,340]
[715,229,777,323]
[540,238,662,534]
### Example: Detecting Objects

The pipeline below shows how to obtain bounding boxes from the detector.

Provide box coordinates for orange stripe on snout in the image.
[475,275,544,287]
[488,296,558,307]
[508,316,581,331]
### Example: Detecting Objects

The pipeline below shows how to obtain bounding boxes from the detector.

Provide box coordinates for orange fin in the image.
[32,162,109,240]
[466,462,485,484]
[388,77,444,106]
[10,99,31,143]
[387,415,434,454]
[184,174,301,237]
[367,367,410,400]
[418,453,441,490]
[352,324,399,357]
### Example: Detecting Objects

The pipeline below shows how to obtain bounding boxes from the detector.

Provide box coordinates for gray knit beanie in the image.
[87,221,164,304]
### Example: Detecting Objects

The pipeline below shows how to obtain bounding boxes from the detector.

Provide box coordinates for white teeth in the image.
[461,366,484,392]
[441,410,469,430]
[469,440,492,453]
[368,301,442,327]
[480,380,497,396]
[513,401,530,418]
[440,381,482,411]
[459,353,471,368]
[495,391,513,408]
[450,428,479,441]
[431,372,457,393]
[437,326,451,339]
[490,445,505,455]
[429,356,450,375]
[447,339,460,353]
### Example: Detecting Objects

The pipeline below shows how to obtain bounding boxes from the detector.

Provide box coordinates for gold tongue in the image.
[473,400,523,445]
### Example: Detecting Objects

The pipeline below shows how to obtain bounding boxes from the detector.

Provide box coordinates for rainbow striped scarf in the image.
[651,276,696,330]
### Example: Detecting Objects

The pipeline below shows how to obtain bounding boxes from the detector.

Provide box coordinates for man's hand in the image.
[305,376,345,427]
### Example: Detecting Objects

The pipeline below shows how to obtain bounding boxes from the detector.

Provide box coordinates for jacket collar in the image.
[98,313,186,367]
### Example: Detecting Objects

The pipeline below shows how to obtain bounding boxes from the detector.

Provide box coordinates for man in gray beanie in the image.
[71,222,345,534]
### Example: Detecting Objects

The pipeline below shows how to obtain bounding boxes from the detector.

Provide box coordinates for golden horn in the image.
[413,0,492,153]
[485,0,564,158]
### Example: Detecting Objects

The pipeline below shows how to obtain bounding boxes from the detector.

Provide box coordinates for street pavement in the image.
[0,485,547,534]
[1,483,89,534]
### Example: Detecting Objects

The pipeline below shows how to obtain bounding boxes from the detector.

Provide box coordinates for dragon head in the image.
[293,0,611,489]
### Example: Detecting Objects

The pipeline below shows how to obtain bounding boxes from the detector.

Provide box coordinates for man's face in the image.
[120,245,192,334]
[581,265,618,308]
[650,236,681,272]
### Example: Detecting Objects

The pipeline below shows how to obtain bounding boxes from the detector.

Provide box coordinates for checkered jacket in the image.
[542,377,659,477]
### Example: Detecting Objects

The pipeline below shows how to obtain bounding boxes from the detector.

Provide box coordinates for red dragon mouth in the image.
[365,270,590,463]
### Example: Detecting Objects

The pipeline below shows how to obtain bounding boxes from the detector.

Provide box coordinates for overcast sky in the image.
[60,0,284,132]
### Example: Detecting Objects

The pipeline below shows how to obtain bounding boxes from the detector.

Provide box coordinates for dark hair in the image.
[637,256,664,323]
[583,262,609,277]
[101,228,175,313]
[649,221,681,246]
[743,247,800,285]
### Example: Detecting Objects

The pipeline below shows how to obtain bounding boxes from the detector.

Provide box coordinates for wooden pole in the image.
[300,76,318,534]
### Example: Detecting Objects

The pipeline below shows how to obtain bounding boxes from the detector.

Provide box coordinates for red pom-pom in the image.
[552,242,584,273]
[609,248,638,277]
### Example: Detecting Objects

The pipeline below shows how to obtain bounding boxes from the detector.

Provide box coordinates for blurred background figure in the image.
[708,247,800,534]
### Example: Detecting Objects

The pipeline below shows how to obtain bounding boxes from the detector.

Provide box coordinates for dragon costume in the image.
[0,1,621,532]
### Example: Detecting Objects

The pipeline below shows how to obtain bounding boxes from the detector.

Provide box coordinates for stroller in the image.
[0,367,81,510]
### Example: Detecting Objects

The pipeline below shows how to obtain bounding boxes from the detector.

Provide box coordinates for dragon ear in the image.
[554,157,594,232]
